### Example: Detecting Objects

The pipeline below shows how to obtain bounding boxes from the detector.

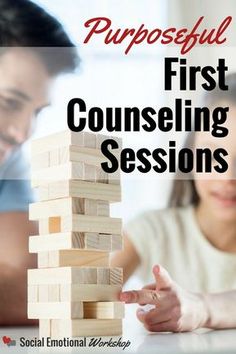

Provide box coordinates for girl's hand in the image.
[120,265,209,332]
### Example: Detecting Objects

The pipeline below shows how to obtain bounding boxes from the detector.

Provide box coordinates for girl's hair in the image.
[168,72,236,208]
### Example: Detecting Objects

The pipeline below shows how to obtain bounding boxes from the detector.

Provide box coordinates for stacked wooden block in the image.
[28,131,124,338]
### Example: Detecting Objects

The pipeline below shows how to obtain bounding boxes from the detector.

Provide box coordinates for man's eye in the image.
[0,96,23,111]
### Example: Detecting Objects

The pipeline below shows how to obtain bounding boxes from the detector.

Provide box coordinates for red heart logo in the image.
[2,336,11,344]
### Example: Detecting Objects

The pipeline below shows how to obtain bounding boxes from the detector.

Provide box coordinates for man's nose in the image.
[5,108,36,145]
[4,125,26,145]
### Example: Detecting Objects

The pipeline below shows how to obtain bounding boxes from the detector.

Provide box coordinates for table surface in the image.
[0,305,236,354]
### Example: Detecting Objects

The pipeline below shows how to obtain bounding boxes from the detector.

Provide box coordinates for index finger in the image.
[120,289,162,305]
[142,283,156,290]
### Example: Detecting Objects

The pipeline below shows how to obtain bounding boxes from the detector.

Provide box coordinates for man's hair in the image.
[0,0,79,74]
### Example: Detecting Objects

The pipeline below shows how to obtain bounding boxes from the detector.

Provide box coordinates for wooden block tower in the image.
[28,131,124,338]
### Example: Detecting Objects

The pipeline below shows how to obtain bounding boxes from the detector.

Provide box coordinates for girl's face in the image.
[194,104,236,221]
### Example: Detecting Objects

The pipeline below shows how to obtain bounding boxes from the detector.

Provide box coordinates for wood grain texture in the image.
[31,162,83,187]
[28,284,121,302]
[28,267,122,285]
[29,232,120,252]
[37,250,110,268]
[38,180,121,202]
[28,302,84,319]
[60,214,122,234]
[31,130,121,157]
[83,302,124,319]
[29,198,110,220]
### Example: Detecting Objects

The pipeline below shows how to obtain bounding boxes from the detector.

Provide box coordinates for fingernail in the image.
[120,292,131,302]
[153,265,160,274]
[137,308,145,315]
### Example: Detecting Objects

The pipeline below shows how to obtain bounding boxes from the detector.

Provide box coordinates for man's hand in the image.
[120,265,209,332]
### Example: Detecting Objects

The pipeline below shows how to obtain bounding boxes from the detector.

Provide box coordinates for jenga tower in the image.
[27,131,124,338]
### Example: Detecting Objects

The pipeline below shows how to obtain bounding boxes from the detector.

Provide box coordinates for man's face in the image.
[0,48,52,162]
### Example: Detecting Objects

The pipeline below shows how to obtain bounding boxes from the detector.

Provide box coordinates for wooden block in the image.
[32,145,121,172]
[28,267,97,285]
[31,131,84,155]
[112,234,123,251]
[29,284,121,303]
[29,198,109,220]
[29,232,116,252]
[38,219,49,234]
[60,284,121,302]
[97,268,110,284]
[32,162,120,187]
[38,284,49,301]
[83,199,97,215]
[73,267,98,284]
[48,217,61,233]
[83,302,124,319]
[29,301,124,321]
[59,146,70,164]
[31,131,122,156]
[28,267,121,285]
[84,132,96,148]
[60,215,122,235]
[28,267,73,285]
[49,149,60,166]
[70,146,116,166]
[29,232,84,251]
[39,319,51,338]
[108,169,121,185]
[28,302,84,319]
[31,232,85,250]
[30,199,69,220]
[48,285,60,302]
[71,232,86,248]
[83,164,96,182]
[39,218,61,235]
[28,285,38,302]
[96,134,109,150]
[96,134,122,150]
[38,252,49,268]
[110,268,123,285]
[37,184,49,200]
[31,151,49,170]
[97,201,109,216]
[31,162,83,187]
[95,166,109,183]
[97,267,122,285]
[40,250,109,268]
[38,180,121,203]
[51,319,122,338]
[70,161,84,181]
[69,145,120,167]
[28,285,60,303]
[28,284,60,302]
[84,233,112,251]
